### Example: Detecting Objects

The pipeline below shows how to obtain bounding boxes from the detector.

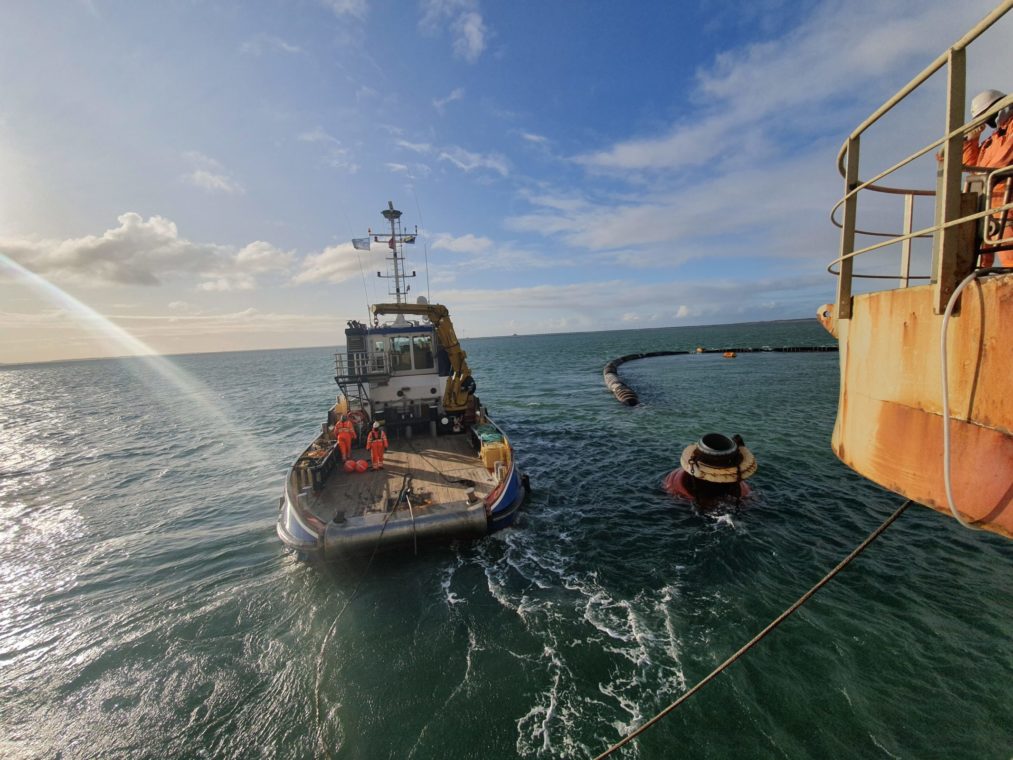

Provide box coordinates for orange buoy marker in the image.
[343,459,357,473]
[355,459,369,473]
[723,351,736,358]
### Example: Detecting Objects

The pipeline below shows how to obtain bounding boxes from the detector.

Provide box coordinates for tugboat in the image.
[277,202,527,560]
[819,4,1012,537]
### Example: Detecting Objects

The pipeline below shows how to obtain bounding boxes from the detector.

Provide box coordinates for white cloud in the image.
[574,118,721,172]
[298,128,359,172]
[385,162,410,173]
[1,212,291,290]
[574,0,999,175]
[438,145,508,176]
[521,132,549,144]
[1,307,341,336]
[452,12,486,62]
[396,139,432,154]
[431,232,493,254]
[198,277,251,292]
[182,151,244,194]
[420,0,488,63]
[356,85,380,101]
[520,0,1012,281]
[433,87,465,113]
[293,242,366,285]
[321,0,367,21]
[298,127,338,145]
[195,240,293,291]
[187,169,244,194]
[240,35,303,55]
[432,273,830,333]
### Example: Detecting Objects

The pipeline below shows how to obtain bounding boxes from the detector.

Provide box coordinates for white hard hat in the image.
[971,89,1005,118]
[372,421,380,429]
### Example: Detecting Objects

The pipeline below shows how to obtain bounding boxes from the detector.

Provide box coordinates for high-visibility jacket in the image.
[334,420,356,441]
[366,429,388,449]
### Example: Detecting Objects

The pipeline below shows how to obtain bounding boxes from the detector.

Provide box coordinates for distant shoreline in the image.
[2,316,820,368]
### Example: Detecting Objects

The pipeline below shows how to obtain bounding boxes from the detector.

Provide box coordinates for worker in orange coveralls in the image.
[963,89,1013,267]
[366,421,389,470]
[332,414,357,461]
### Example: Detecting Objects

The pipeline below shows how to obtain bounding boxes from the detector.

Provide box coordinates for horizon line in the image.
[1,316,821,368]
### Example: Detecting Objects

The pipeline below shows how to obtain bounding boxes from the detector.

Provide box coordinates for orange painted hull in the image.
[820,273,1013,537]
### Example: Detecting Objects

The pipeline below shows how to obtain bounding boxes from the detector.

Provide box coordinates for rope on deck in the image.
[592,499,912,760]
[603,345,839,406]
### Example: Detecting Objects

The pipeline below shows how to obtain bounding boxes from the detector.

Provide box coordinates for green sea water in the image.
[1,319,1010,758]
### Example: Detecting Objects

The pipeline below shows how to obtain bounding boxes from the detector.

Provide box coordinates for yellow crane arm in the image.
[371,302,474,412]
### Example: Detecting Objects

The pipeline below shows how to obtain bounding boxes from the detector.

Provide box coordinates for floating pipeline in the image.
[603,351,687,406]
[603,345,838,406]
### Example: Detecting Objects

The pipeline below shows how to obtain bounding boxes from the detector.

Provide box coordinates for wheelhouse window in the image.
[412,335,435,370]
[390,336,413,371]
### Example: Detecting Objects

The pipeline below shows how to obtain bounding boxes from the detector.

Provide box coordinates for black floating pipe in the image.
[603,350,688,406]
[603,345,837,406]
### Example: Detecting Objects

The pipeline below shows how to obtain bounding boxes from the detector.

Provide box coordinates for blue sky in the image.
[1,0,1010,362]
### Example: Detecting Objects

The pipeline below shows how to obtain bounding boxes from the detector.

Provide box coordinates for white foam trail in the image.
[869,734,901,759]
[598,675,646,734]
[515,646,567,757]
[713,513,737,529]
[440,554,466,607]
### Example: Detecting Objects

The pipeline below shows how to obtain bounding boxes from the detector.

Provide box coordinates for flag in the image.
[352,237,370,251]
[388,236,396,250]
[403,234,416,244]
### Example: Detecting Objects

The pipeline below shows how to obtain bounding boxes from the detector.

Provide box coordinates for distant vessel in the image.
[819,5,1012,538]
[277,202,527,560]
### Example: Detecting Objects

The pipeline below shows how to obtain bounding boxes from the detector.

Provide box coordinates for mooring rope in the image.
[313,476,410,759]
[593,499,913,760]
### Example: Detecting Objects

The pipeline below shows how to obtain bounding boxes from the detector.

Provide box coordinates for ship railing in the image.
[334,350,390,380]
[827,0,1013,319]
[984,165,1013,245]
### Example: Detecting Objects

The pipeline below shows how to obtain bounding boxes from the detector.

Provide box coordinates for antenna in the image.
[374,202,417,304]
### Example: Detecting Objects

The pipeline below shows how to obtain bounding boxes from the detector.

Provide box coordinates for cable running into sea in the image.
[313,477,412,759]
[593,499,913,759]
[939,266,1012,531]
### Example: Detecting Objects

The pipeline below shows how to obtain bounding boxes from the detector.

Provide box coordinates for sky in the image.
[1,0,1011,363]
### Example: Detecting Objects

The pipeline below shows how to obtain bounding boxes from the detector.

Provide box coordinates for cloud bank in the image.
[2,213,291,291]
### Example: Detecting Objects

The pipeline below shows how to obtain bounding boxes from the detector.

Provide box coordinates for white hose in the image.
[939,269,987,531]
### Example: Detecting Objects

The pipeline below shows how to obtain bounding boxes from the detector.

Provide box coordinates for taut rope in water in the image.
[313,475,412,759]
[593,499,912,760]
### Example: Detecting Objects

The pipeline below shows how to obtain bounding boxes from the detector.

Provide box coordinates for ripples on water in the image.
[1,321,1010,759]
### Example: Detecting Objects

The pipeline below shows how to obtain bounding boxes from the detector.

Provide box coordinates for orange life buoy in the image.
[348,410,369,425]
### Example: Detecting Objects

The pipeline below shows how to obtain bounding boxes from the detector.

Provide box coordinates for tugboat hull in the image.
[277,420,525,561]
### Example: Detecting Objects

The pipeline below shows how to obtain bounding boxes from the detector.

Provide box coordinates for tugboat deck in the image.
[302,433,498,524]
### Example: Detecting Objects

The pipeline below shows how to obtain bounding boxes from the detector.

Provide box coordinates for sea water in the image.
[1,320,1010,758]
